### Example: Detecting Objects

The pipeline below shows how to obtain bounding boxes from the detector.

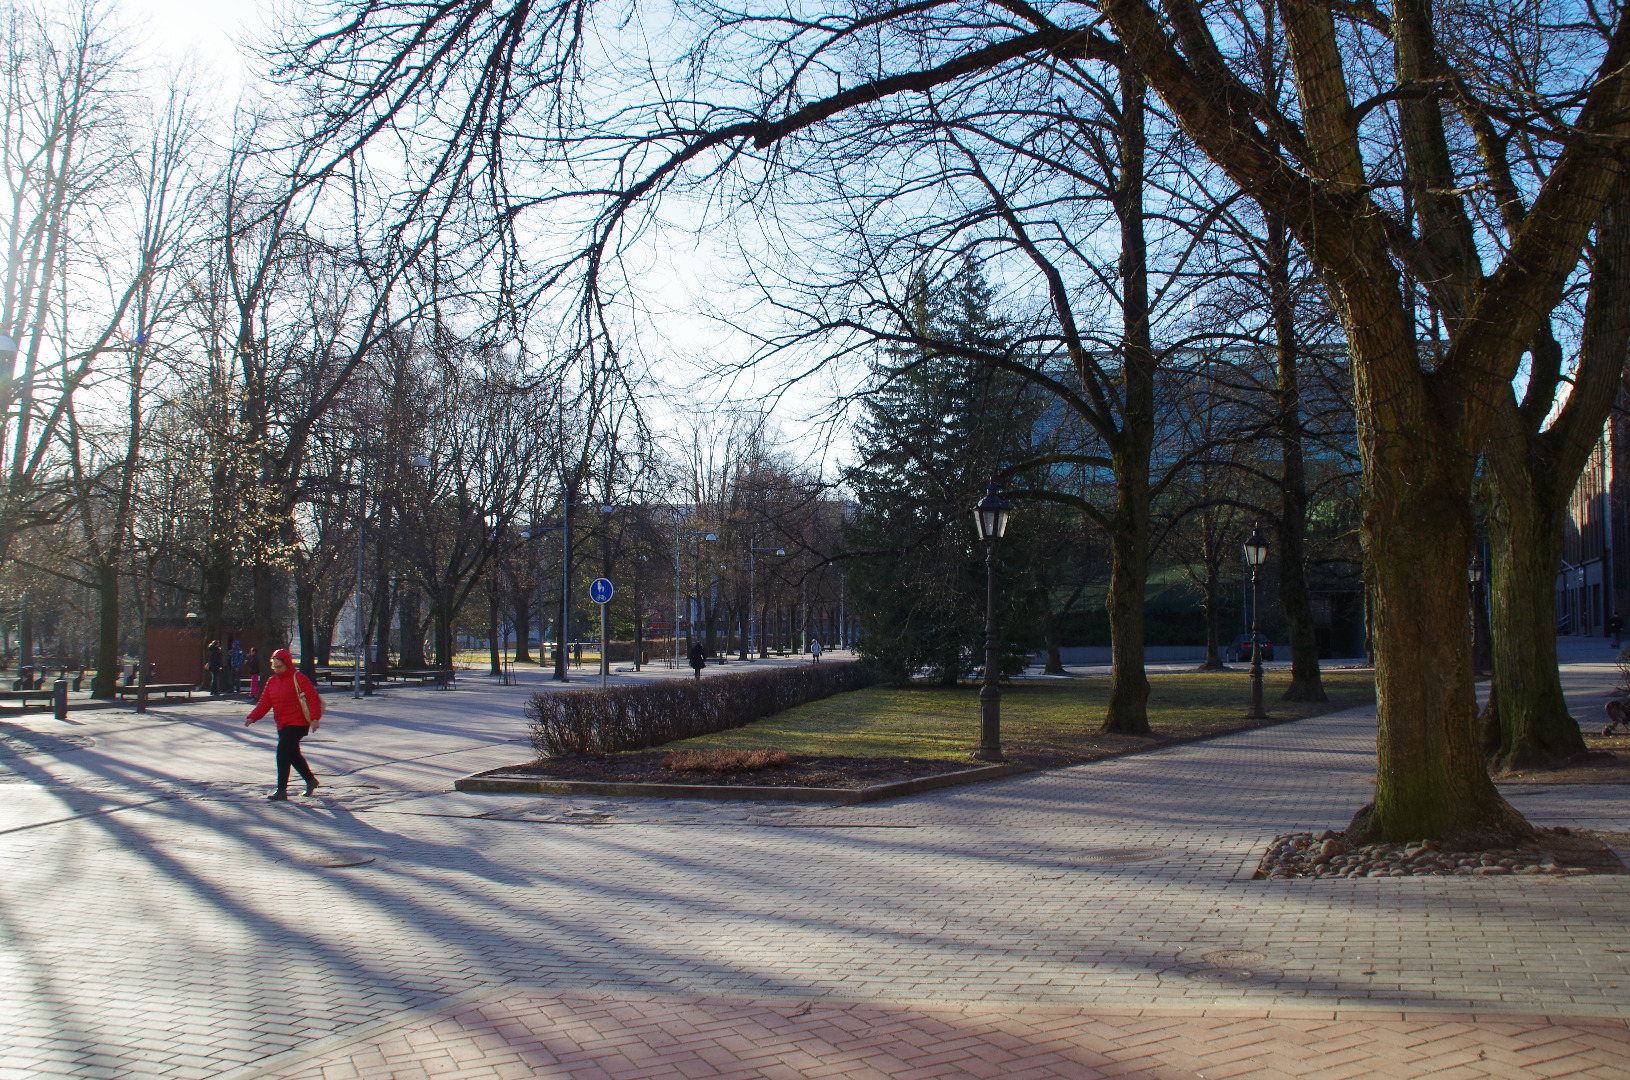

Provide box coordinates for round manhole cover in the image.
[0,731,93,758]
[1202,949,1266,966]
[1077,847,1167,863]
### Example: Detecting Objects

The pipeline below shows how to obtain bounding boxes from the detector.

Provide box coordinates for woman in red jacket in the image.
[245,648,324,800]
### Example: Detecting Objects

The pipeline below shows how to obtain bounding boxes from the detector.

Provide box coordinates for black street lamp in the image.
[1242,524,1269,719]
[971,484,1011,761]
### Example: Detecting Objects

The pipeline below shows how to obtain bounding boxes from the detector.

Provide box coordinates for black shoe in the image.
[303,779,320,796]
[267,792,290,801]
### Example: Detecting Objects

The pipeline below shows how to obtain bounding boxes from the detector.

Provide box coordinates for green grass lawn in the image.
[668,668,1377,768]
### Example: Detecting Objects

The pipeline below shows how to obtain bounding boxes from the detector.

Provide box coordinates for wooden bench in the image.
[0,688,58,707]
[387,668,456,686]
[115,683,195,701]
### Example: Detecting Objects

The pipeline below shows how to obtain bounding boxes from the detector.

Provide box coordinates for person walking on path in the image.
[1611,614,1625,650]
[227,640,244,694]
[205,640,223,696]
[246,646,261,700]
[688,641,706,680]
[245,648,323,801]
[810,639,822,663]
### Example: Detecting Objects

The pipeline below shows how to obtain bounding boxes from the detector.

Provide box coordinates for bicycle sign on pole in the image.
[590,578,614,687]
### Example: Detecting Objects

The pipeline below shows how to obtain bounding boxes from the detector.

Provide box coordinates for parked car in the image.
[1228,634,1274,663]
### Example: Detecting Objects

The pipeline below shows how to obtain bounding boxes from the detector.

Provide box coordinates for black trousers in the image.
[276,725,316,791]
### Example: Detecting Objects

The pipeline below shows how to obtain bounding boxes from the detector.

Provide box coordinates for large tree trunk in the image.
[1479,178,1630,772]
[399,589,426,667]
[92,561,119,698]
[1347,425,1530,847]
[1484,473,1583,769]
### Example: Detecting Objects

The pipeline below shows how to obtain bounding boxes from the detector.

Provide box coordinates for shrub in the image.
[663,748,790,773]
[524,660,876,757]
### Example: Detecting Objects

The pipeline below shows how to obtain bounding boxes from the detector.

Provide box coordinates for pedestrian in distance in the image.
[688,641,706,680]
[205,640,223,696]
[246,646,261,700]
[1610,614,1625,650]
[245,648,324,801]
[227,639,244,694]
[810,638,822,663]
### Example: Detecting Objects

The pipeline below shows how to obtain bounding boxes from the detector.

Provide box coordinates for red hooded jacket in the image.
[247,649,324,729]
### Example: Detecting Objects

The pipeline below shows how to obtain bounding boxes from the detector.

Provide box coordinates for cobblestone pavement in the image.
[4,663,1630,1078]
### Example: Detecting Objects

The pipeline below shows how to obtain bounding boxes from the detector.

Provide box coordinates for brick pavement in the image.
[5,663,1630,1078]
[252,991,1630,1080]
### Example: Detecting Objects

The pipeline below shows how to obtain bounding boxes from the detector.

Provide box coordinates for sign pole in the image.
[589,577,614,689]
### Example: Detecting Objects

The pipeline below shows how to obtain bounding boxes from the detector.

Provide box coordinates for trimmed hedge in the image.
[524,661,876,757]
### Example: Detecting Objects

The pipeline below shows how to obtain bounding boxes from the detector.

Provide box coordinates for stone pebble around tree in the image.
[1255,830,1599,879]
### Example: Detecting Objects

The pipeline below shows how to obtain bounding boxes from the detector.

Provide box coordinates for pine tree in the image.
[843,261,1041,682]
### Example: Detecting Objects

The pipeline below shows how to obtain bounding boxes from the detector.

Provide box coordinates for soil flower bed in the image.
[1254,827,1624,879]
[483,752,975,790]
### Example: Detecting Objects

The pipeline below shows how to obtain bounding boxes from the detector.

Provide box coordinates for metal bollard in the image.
[52,678,67,721]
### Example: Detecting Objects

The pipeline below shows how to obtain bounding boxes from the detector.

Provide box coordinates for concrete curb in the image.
[453,762,1029,803]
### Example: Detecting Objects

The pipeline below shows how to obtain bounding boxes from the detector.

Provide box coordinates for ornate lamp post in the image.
[1242,525,1269,719]
[971,484,1011,761]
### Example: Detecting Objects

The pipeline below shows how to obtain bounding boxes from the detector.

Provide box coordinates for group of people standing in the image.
[204,639,261,697]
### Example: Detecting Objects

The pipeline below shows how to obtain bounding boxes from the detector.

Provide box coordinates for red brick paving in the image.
[264,991,1630,1079]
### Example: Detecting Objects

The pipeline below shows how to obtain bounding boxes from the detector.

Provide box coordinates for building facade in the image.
[1558,409,1624,638]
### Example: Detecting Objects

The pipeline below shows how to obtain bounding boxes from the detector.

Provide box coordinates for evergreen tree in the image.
[843,262,1042,683]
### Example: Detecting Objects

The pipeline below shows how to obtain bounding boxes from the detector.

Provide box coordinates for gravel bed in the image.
[1254,827,1617,879]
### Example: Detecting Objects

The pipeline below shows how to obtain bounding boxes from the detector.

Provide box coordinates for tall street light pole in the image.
[971,485,1011,762]
[1243,524,1269,719]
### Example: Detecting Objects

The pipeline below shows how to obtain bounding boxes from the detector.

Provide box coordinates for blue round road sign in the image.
[589,577,614,604]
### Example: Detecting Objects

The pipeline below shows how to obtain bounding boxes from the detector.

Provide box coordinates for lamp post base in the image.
[1247,661,1268,719]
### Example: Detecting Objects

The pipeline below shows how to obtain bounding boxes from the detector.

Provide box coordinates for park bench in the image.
[0,687,59,708]
[115,683,195,701]
[387,668,456,686]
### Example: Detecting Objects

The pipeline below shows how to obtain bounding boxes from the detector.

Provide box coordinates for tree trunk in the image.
[488,586,502,676]
[1266,211,1327,702]
[432,594,454,668]
[399,589,427,667]
[1484,473,1583,770]
[296,572,318,679]
[92,561,118,698]
[1347,465,1529,847]
[513,587,532,662]
[253,558,287,654]
[1101,65,1154,735]
[1044,631,1064,674]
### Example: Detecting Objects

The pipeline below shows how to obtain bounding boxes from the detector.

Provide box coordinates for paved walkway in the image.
[3,659,1630,1078]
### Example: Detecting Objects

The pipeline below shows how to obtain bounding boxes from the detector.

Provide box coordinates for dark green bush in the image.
[523,661,876,757]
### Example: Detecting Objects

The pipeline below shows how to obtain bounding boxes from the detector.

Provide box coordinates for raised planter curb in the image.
[453,762,1030,803]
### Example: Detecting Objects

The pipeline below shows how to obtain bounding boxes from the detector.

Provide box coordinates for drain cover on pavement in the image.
[294,852,376,868]
[1076,847,1168,863]
[1202,949,1266,966]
